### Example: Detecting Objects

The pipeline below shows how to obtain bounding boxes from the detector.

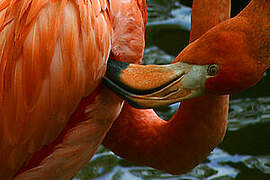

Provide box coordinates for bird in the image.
[0,0,147,179]
[103,0,270,175]
[103,0,231,174]
[0,0,267,179]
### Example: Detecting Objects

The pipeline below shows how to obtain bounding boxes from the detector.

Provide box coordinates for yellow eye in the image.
[207,64,219,76]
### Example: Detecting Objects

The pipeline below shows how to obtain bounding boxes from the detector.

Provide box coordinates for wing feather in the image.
[0,0,112,179]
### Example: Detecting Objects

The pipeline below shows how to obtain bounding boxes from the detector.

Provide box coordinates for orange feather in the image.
[0,0,147,178]
[0,0,128,179]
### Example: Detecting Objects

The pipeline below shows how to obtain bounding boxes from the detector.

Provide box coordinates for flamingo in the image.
[0,0,147,179]
[103,0,270,175]
[0,0,267,180]
[103,0,231,174]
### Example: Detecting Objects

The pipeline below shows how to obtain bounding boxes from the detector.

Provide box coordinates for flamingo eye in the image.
[207,64,219,76]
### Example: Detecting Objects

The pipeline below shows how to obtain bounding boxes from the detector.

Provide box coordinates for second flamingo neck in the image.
[103,94,229,174]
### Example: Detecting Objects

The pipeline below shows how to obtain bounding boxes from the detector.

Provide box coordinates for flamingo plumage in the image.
[0,0,269,179]
[0,0,146,179]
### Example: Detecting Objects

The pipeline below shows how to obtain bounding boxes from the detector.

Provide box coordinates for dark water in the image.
[76,1,270,179]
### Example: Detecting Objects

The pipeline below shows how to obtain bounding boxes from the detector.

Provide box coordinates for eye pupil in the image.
[207,64,219,76]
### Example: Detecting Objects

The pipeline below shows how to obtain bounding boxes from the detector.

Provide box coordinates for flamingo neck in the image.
[238,0,270,70]
[102,94,229,174]
[103,0,231,174]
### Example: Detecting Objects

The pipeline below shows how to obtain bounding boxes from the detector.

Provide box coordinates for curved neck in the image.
[103,0,231,174]
[103,95,229,174]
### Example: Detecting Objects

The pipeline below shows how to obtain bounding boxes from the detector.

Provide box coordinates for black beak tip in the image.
[106,59,130,81]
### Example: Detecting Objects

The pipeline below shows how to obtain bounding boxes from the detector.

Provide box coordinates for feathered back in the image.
[0,0,147,178]
[0,0,112,178]
[109,0,147,64]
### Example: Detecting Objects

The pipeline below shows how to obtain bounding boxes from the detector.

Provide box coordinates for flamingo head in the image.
[178,18,268,95]
[105,11,269,109]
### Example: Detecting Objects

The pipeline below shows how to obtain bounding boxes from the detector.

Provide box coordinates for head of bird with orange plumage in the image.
[176,19,268,96]
[105,11,270,109]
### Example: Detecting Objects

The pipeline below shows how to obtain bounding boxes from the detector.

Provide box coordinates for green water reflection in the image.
[76,1,270,179]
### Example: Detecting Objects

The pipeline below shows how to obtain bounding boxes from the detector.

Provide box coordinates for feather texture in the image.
[0,0,146,178]
[0,0,116,179]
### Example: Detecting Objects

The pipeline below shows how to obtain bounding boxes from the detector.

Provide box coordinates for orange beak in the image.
[104,60,210,109]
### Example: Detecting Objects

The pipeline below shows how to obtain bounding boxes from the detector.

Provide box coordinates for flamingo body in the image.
[0,0,146,179]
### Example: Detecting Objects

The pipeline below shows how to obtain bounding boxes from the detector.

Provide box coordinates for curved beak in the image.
[104,60,209,109]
